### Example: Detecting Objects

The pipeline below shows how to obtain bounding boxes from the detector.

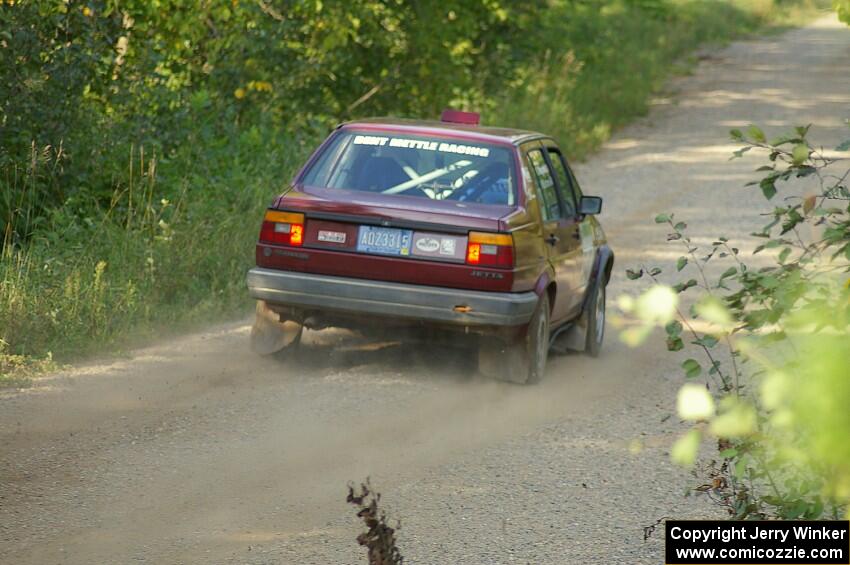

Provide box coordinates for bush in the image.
[621,123,850,519]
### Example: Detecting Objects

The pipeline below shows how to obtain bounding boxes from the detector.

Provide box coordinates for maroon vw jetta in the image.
[247,111,613,384]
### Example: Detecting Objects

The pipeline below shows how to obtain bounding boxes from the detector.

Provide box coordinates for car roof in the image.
[339,117,547,146]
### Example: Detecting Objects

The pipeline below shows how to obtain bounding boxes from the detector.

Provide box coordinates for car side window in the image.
[546,149,577,217]
[527,149,562,222]
[567,165,584,200]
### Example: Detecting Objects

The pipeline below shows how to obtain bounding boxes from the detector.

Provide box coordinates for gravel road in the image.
[2,15,849,565]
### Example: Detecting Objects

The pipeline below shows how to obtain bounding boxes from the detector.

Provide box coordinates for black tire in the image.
[478,294,550,384]
[584,282,606,357]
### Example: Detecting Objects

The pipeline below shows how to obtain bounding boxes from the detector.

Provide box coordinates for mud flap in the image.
[551,244,613,354]
[250,300,303,355]
[551,312,588,353]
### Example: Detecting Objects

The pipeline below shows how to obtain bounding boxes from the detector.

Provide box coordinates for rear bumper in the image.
[246,267,537,327]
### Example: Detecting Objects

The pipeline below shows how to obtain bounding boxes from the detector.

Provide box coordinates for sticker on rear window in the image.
[352,135,389,146]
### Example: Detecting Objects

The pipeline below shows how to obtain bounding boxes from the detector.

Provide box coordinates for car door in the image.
[525,146,583,323]
[562,159,599,301]
[544,143,595,312]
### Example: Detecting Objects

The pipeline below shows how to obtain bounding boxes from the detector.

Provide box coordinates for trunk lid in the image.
[273,186,510,232]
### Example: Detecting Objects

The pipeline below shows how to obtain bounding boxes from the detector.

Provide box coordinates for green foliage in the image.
[0,1,122,157]
[0,339,58,388]
[622,122,850,520]
[682,358,702,378]
[836,0,850,23]
[1,128,311,361]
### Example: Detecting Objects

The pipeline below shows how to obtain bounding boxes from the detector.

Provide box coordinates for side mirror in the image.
[579,195,602,215]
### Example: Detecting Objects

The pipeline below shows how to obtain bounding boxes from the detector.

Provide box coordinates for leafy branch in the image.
[623,123,850,520]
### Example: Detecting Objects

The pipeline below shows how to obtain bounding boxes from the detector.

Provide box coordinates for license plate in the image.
[356,226,412,256]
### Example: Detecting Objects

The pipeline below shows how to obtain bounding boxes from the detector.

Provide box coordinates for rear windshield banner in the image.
[352,135,491,157]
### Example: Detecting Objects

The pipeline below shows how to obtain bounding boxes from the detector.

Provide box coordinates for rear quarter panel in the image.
[505,151,551,294]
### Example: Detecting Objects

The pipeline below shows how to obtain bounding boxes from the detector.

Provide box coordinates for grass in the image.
[1,132,313,381]
[0,341,58,388]
[0,0,831,386]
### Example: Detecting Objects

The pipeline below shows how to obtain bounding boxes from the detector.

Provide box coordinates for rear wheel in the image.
[584,282,606,357]
[478,294,550,384]
[250,301,303,356]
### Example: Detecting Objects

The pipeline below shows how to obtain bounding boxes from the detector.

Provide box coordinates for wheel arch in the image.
[577,244,614,316]
[595,244,615,287]
[533,271,557,315]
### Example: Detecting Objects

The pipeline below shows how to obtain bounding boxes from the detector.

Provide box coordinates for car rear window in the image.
[300,131,517,206]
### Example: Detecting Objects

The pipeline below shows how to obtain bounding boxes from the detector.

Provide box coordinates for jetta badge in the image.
[471,270,504,279]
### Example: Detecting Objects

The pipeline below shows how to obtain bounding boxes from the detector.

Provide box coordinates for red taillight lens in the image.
[466,232,513,268]
[467,242,481,264]
[259,210,305,246]
[289,223,303,246]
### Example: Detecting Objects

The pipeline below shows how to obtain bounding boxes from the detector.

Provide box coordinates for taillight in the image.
[466,232,513,268]
[259,210,305,247]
